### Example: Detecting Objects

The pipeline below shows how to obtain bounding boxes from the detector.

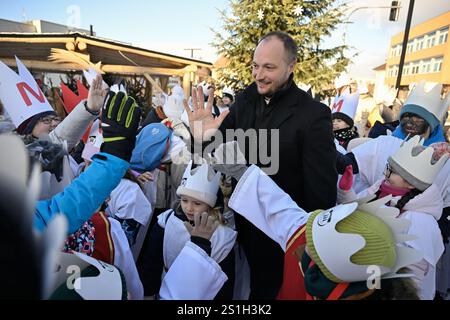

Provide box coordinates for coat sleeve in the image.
[49,101,97,150]
[34,152,129,234]
[300,105,337,211]
[229,165,310,251]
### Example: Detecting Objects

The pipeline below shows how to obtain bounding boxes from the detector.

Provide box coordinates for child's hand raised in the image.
[184,212,219,241]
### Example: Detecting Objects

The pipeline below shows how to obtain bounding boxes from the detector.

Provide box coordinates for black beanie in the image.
[332,112,354,128]
[222,92,234,102]
[17,111,57,135]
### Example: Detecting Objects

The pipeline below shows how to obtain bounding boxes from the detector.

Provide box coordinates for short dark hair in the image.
[259,31,298,64]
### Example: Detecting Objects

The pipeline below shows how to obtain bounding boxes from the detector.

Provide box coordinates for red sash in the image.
[277,225,307,300]
[91,211,115,264]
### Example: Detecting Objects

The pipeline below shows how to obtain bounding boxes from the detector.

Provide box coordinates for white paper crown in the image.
[53,252,123,300]
[310,196,423,283]
[0,57,54,127]
[404,81,443,121]
[334,73,352,89]
[83,68,109,90]
[388,135,448,190]
[382,88,398,106]
[163,94,184,120]
[332,91,360,120]
[81,120,103,161]
[222,87,234,97]
[176,160,221,207]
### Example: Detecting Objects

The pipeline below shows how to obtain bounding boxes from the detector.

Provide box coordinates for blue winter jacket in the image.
[34,152,129,234]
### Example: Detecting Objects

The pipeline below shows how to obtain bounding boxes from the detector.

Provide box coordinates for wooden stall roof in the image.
[0,32,212,77]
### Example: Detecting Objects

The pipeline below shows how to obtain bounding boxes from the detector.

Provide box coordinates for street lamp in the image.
[395,0,415,93]
[341,3,402,44]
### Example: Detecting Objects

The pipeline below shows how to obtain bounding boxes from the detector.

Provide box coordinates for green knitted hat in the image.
[305,209,397,283]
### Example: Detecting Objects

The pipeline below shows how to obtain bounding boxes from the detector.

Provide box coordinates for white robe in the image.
[159,241,228,300]
[158,209,237,270]
[338,179,445,299]
[109,218,144,300]
[106,179,152,226]
[351,135,404,193]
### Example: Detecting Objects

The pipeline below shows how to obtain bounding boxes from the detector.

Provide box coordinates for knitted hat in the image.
[176,161,221,207]
[306,208,396,283]
[304,199,423,284]
[130,123,172,173]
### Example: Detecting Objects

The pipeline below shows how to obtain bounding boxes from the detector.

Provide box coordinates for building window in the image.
[433,59,443,72]
[404,65,409,75]
[426,32,436,48]
[407,41,413,53]
[421,59,431,74]
[417,36,424,50]
[438,28,448,45]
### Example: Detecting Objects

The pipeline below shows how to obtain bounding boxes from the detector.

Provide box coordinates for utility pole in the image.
[395,0,415,92]
[184,48,201,59]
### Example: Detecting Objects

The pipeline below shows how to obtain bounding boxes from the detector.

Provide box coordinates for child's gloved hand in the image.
[100,91,141,162]
[210,141,247,180]
[339,165,353,191]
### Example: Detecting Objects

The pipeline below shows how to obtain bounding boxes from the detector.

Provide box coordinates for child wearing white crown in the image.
[138,160,237,299]
[337,136,449,299]
[211,142,423,300]
[331,89,360,150]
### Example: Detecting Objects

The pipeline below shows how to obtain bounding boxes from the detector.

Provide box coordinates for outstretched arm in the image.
[228,165,309,251]
[35,89,141,234]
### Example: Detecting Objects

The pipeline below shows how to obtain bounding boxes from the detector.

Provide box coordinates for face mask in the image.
[379,180,411,199]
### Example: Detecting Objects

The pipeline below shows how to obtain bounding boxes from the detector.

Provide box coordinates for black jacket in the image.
[219,78,337,212]
[214,77,337,299]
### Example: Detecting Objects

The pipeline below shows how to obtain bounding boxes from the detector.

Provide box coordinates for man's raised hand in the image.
[183,86,229,143]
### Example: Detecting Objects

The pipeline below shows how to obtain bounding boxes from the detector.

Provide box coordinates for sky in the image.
[1,0,449,79]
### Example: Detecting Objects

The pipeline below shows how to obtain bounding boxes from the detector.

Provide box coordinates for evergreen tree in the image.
[212,0,351,94]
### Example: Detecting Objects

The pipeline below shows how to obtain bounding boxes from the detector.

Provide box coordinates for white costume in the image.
[351,135,404,193]
[159,241,228,300]
[109,218,144,300]
[106,178,153,260]
[158,209,237,270]
[338,179,444,299]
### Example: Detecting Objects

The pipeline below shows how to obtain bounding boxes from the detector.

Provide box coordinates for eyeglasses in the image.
[401,113,426,126]
[385,163,396,178]
[39,116,61,125]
